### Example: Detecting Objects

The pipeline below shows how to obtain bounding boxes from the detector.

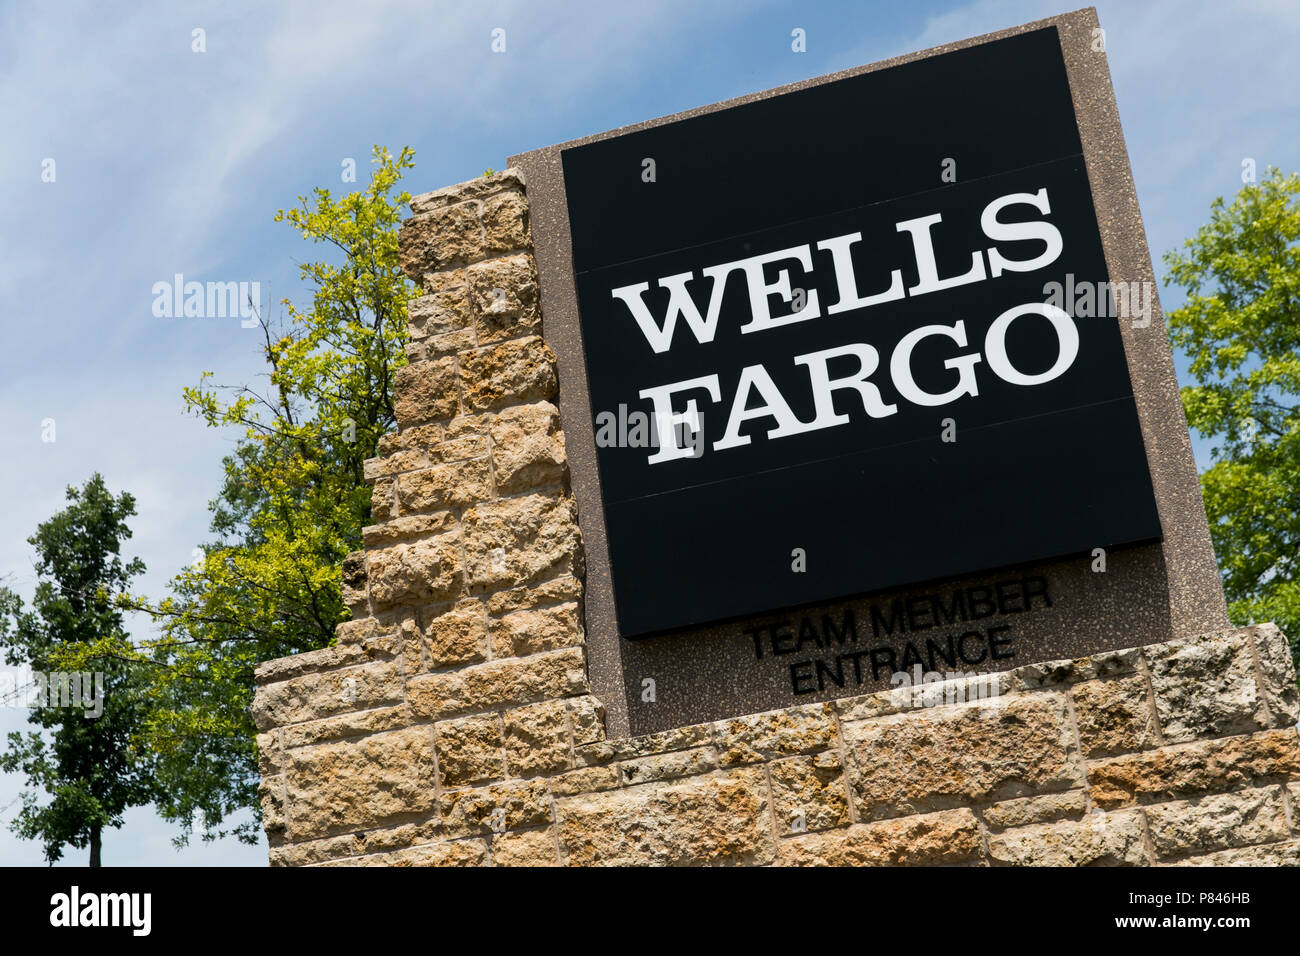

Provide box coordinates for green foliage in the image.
[64,146,418,846]
[1164,167,1300,670]
[0,474,155,865]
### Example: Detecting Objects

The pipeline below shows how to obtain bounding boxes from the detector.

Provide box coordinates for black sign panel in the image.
[560,27,1162,638]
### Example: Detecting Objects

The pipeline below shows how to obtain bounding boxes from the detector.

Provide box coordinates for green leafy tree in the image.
[65,145,417,845]
[0,474,155,865]
[1164,166,1300,670]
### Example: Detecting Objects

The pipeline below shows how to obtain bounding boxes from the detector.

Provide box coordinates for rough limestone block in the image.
[423,327,478,359]
[490,828,557,866]
[285,727,437,840]
[259,776,287,846]
[714,702,837,767]
[254,640,367,684]
[439,779,552,838]
[375,430,406,458]
[619,746,717,786]
[567,695,606,746]
[332,615,387,648]
[395,457,493,513]
[1143,786,1289,859]
[844,693,1084,818]
[776,808,982,866]
[1070,674,1157,758]
[269,833,354,867]
[384,421,442,455]
[406,647,589,721]
[408,282,472,340]
[417,599,488,670]
[489,401,566,494]
[1088,728,1300,809]
[366,532,463,610]
[459,336,557,412]
[1145,630,1270,742]
[343,823,431,859]
[393,357,459,426]
[836,672,1012,722]
[321,839,488,867]
[489,602,583,658]
[486,574,583,615]
[481,191,530,254]
[503,700,572,777]
[361,512,458,548]
[281,705,409,750]
[555,769,773,866]
[1004,648,1141,691]
[399,201,485,277]
[769,751,852,835]
[467,253,540,344]
[1170,840,1300,866]
[833,685,922,722]
[421,434,491,469]
[982,790,1088,830]
[461,492,581,593]
[442,410,492,440]
[256,731,282,777]
[409,169,526,214]
[548,765,620,798]
[987,810,1149,866]
[578,724,714,766]
[341,550,368,614]
[1250,623,1300,727]
[434,713,506,788]
[270,822,442,867]
[252,659,403,731]
[363,449,430,480]
[370,477,396,521]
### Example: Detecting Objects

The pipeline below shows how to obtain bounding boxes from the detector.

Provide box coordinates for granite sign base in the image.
[511,7,1229,738]
[618,544,1175,736]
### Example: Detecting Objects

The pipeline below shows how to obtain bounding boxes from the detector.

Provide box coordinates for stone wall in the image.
[252,170,1300,866]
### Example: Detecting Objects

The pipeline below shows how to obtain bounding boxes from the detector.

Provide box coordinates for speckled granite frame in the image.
[510,7,1227,738]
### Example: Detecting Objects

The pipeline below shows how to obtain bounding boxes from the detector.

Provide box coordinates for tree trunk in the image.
[89,826,102,867]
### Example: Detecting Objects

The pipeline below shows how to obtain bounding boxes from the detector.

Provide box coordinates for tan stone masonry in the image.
[252,169,1300,866]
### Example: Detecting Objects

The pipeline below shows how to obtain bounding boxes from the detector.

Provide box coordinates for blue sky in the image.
[0,0,1296,865]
